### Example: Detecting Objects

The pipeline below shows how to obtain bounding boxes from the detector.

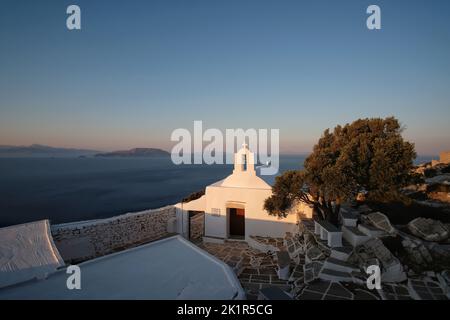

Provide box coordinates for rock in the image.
[427,244,450,269]
[417,184,428,192]
[349,238,406,283]
[366,212,396,234]
[414,166,426,176]
[401,237,433,270]
[425,174,450,185]
[356,192,366,202]
[407,217,449,242]
[424,167,438,178]
[403,184,419,192]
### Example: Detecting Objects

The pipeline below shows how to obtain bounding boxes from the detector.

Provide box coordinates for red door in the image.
[229,208,245,237]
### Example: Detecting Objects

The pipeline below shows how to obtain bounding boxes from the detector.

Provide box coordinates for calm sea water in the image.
[0,155,434,227]
[0,155,305,227]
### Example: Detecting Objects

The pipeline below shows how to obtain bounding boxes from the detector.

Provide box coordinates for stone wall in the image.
[190,212,204,240]
[51,205,176,263]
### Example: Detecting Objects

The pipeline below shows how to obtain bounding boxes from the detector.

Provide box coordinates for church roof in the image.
[210,172,271,190]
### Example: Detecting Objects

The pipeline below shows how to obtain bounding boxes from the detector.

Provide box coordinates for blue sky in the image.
[0,0,449,154]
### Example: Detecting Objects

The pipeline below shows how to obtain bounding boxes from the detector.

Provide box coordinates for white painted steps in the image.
[342,226,371,247]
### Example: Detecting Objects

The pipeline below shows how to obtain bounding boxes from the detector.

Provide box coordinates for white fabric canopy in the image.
[0,220,64,288]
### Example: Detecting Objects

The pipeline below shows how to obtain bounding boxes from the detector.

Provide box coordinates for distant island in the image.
[95,148,170,158]
[0,144,100,158]
[0,145,170,158]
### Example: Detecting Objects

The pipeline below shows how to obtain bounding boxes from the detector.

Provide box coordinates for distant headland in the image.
[0,144,169,158]
[95,148,170,158]
[0,144,100,158]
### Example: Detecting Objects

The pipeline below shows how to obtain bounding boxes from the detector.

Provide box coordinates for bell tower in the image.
[233,143,256,175]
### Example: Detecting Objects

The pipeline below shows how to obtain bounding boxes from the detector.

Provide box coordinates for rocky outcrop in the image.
[411,159,450,203]
[395,230,450,273]
[348,238,406,283]
[294,217,450,298]
[407,218,449,242]
[401,236,433,271]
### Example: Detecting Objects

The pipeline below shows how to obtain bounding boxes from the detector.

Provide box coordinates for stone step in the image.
[357,224,386,237]
[330,246,353,261]
[342,226,371,247]
[339,208,359,227]
[318,268,354,283]
[323,257,360,273]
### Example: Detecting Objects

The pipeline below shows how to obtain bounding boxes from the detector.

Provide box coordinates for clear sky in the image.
[1,0,449,154]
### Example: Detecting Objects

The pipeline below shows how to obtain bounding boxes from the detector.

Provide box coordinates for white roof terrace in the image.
[0,235,245,300]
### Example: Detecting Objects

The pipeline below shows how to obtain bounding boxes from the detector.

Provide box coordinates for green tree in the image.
[264,117,416,224]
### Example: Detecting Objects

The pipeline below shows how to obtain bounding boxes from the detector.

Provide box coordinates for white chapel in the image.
[175,144,309,241]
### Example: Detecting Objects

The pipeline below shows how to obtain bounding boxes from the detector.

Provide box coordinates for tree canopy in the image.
[264,117,416,223]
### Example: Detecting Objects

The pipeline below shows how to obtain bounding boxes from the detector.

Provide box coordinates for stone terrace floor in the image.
[196,237,381,300]
[197,239,304,299]
[194,232,448,300]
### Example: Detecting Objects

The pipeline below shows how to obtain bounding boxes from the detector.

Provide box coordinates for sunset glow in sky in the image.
[1,0,449,154]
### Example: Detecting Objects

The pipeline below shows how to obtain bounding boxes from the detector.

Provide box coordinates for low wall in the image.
[51,206,176,263]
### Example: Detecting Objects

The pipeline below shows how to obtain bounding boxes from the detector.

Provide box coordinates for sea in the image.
[0,155,435,227]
